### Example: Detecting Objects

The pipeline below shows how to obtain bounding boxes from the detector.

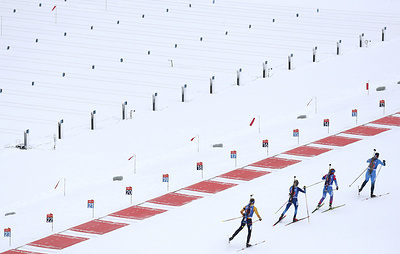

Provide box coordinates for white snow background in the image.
[1,0,400,253]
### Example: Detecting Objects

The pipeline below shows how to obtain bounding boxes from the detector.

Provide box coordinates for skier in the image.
[278,179,306,222]
[229,197,262,248]
[359,153,386,197]
[316,168,338,210]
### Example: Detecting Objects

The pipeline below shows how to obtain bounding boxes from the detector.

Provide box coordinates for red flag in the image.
[366,82,369,90]
[249,118,255,126]
[54,180,60,189]
[52,6,57,11]
[191,137,196,141]
[128,156,134,160]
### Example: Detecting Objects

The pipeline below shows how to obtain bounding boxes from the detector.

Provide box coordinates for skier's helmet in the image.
[375,153,379,158]
[293,180,299,186]
[249,198,255,204]
[330,168,336,173]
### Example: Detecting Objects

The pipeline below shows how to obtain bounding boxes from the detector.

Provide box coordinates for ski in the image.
[321,204,345,213]
[237,240,266,252]
[311,203,324,213]
[285,216,309,226]
[272,215,286,226]
[362,192,389,201]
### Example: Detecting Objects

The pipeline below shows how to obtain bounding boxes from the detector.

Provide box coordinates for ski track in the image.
[6,113,399,253]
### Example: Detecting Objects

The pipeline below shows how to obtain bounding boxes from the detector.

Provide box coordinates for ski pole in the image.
[222,216,242,222]
[376,164,384,179]
[274,200,288,214]
[349,167,368,187]
[253,219,262,224]
[304,188,310,223]
[306,180,323,188]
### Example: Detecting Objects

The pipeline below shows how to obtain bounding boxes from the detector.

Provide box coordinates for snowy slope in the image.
[1,0,400,253]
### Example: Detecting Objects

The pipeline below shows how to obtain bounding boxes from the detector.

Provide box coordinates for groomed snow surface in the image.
[1,0,400,253]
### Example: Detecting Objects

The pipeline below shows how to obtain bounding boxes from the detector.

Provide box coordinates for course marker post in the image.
[230,150,237,167]
[352,109,358,125]
[197,162,204,178]
[162,174,169,191]
[87,200,94,218]
[379,100,385,115]
[323,119,330,133]
[262,139,269,156]
[4,228,11,246]
[293,129,299,145]
[126,186,133,204]
[46,213,54,232]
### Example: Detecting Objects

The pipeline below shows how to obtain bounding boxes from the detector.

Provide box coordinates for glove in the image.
[383,160,386,166]
[336,186,339,190]
[259,218,262,221]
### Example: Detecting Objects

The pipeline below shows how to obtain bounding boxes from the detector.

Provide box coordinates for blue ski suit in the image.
[281,186,305,219]
[318,173,338,206]
[359,156,386,195]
